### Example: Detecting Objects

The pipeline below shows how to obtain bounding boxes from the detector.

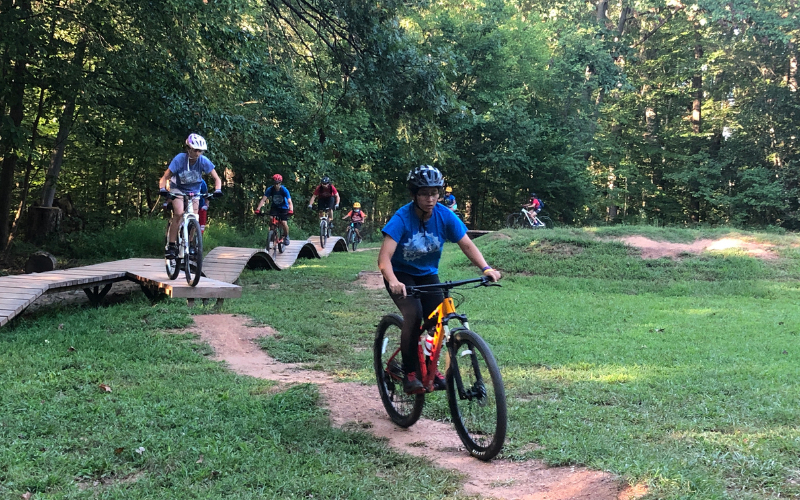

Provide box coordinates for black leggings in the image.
[384,272,443,374]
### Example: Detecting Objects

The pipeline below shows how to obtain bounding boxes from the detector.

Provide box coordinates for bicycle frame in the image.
[520,208,541,228]
[403,278,487,393]
[172,193,203,258]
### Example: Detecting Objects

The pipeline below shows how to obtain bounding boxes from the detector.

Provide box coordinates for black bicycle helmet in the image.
[406,165,444,193]
[321,176,331,185]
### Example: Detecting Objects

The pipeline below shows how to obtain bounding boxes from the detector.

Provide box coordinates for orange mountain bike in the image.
[374,276,507,460]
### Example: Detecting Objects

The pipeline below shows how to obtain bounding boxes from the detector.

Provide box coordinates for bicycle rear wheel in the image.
[164,222,180,280]
[374,314,424,428]
[319,220,327,248]
[446,329,507,460]
[184,219,203,286]
[278,227,285,254]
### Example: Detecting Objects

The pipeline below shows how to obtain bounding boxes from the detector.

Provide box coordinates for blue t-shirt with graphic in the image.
[382,202,467,276]
[168,153,215,193]
[442,194,457,208]
[264,185,291,210]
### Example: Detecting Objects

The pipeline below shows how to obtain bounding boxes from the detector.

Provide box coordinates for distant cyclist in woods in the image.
[255,173,294,246]
[523,191,545,227]
[441,186,457,212]
[159,133,222,258]
[308,176,341,227]
[342,202,366,241]
[378,165,501,394]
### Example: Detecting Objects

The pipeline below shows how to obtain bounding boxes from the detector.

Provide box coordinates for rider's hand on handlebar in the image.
[159,188,169,196]
[213,190,223,198]
[254,209,261,215]
[387,279,406,297]
[483,269,502,282]
[287,210,294,215]
[307,205,313,210]
[334,204,339,210]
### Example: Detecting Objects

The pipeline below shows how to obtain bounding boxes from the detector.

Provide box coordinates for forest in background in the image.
[0,0,797,252]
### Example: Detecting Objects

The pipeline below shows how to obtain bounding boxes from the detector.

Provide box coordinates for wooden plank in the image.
[0,300,28,316]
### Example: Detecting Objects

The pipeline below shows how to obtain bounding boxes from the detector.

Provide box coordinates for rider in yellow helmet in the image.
[442,186,457,212]
[342,202,366,241]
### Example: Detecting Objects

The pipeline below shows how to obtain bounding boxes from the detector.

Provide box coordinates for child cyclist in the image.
[442,186,457,212]
[159,133,222,258]
[254,173,294,246]
[378,165,501,394]
[342,202,366,241]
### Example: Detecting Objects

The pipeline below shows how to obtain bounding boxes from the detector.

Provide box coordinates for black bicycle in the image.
[345,222,360,251]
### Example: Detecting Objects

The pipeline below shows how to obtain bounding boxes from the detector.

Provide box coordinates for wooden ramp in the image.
[0,258,240,328]
[203,237,348,283]
[306,236,349,256]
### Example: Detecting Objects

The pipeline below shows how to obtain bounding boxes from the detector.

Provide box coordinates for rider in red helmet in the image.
[255,173,294,246]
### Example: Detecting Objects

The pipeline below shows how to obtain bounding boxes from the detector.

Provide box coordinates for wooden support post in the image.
[214,298,224,311]
[83,283,113,307]
[187,298,195,307]
[139,284,163,302]
[202,298,209,307]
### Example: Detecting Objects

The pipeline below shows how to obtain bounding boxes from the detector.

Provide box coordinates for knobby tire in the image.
[446,329,507,460]
[184,218,203,286]
[374,314,424,428]
[320,220,328,248]
[165,221,180,280]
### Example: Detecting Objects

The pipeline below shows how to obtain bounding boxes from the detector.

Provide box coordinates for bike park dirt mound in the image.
[617,236,778,260]
[190,314,646,500]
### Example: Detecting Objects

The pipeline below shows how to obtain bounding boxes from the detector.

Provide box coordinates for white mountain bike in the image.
[165,192,212,286]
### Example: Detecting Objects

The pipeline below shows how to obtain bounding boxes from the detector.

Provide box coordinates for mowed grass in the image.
[0,292,461,499]
[3,227,800,499]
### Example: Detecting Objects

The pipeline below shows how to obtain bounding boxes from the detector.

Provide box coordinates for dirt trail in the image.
[618,236,777,260]
[190,314,643,500]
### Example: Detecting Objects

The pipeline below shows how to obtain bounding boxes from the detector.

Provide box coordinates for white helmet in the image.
[186,133,207,151]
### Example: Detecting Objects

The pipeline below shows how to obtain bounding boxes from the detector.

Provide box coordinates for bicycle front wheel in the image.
[505,213,522,229]
[446,329,507,460]
[165,222,180,280]
[319,220,327,248]
[351,231,359,251]
[374,314,424,428]
[184,219,203,286]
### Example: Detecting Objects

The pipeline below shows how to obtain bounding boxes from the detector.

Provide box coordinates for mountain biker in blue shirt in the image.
[378,165,501,394]
[254,173,294,246]
[158,133,222,258]
[441,186,457,212]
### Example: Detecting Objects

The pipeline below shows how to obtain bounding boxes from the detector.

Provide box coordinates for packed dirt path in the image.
[618,235,777,260]
[190,314,643,500]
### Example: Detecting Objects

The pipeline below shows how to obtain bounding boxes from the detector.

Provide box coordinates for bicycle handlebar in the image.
[168,192,213,200]
[405,276,499,295]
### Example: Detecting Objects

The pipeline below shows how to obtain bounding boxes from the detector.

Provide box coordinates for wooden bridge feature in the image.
[202,236,348,282]
[0,258,241,328]
[2,236,353,328]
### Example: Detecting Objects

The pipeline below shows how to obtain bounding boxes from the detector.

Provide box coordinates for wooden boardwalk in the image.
[0,258,241,327]
[1,236,351,328]
[203,236,348,282]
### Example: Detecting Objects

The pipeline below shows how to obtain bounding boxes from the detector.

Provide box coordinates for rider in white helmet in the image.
[158,133,223,258]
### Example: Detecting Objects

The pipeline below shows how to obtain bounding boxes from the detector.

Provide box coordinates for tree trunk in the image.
[691,44,703,134]
[0,59,27,251]
[788,43,797,92]
[41,36,87,208]
[9,86,47,247]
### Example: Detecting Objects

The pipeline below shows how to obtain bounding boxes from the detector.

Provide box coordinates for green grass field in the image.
[2,226,799,499]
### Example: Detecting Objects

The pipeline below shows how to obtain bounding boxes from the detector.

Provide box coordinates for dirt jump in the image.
[190,314,645,500]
